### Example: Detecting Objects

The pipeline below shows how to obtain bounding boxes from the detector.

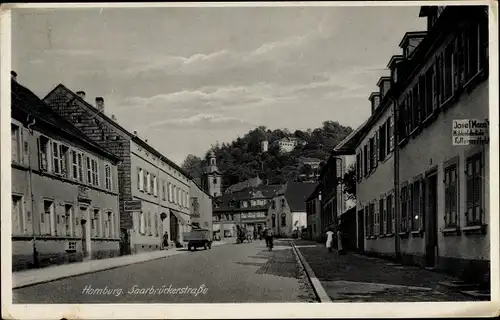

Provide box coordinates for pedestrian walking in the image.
[325,228,334,253]
[337,229,345,255]
[162,231,169,250]
[263,227,269,247]
[267,228,274,251]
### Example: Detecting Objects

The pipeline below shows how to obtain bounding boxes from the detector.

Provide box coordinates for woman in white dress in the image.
[325,228,334,253]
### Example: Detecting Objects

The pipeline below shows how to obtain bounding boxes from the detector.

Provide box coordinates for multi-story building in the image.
[317,154,348,242]
[334,6,490,284]
[274,137,304,153]
[189,180,213,232]
[43,85,192,254]
[267,181,318,237]
[11,76,121,271]
[213,185,282,238]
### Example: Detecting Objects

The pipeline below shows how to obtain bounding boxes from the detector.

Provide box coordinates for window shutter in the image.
[365,206,369,236]
[37,138,42,170]
[374,134,378,168]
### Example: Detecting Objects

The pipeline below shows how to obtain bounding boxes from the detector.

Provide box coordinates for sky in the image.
[11,5,426,165]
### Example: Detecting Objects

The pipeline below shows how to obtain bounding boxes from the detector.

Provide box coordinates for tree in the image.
[340,163,356,200]
[181,154,204,178]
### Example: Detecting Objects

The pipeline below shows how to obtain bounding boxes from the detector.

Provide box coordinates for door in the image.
[81,219,88,257]
[170,213,179,243]
[120,228,131,255]
[425,173,438,267]
[357,209,365,252]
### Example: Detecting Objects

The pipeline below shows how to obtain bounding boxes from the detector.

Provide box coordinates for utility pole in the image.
[393,99,401,260]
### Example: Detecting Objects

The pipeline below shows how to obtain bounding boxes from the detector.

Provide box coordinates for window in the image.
[162,180,166,200]
[146,172,152,194]
[379,124,386,162]
[425,67,434,118]
[388,116,394,153]
[92,209,100,237]
[155,212,159,236]
[91,159,99,186]
[411,85,420,131]
[241,201,248,208]
[443,43,454,101]
[52,142,68,176]
[143,170,148,192]
[86,156,92,183]
[11,124,20,163]
[71,150,83,181]
[369,138,375,171]
[213,177,217,185]
[363,145,368,176]
[411,179,424,231]
[105,211,113,238]
[12,195,24,234]
[281,213,286,226]
[444,164,459,227]
[380,198,385,235]
[139,212,146,234]
[147,211,152,235]
[281,198,286,208]
[38,136,50,172]
[138,168,144,191]
[168,183,172,201]
[272,200,276,209]
[64,204,73,236]
[42,200,54,235]
[466,153,483,226]
[386,194,393,234]
[401,186,408,233]
[369,203,375,236]
[105,164,112,190]
[152,175,157,196]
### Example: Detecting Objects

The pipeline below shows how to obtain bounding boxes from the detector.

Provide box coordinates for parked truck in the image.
[183,228,212,251]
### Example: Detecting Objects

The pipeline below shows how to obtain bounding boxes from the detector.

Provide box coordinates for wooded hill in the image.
[181,121,353,190]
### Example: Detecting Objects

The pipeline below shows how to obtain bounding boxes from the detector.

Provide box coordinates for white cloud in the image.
[144,113,255,130]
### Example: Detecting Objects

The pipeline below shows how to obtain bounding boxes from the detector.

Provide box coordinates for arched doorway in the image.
[170,213,179,243]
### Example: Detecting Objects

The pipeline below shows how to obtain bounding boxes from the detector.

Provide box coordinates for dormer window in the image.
[210,158,216,165]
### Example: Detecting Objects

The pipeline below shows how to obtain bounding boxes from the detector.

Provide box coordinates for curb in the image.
[290,241,332,303]
[13,241,229,289]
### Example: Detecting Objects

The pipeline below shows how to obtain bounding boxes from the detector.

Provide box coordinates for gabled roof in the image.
[333,119,369,155]
[43,83,191,179]
[213,184,282,212]
[11,80,120,162]
[282,181,319,212]
[305,183,321,202]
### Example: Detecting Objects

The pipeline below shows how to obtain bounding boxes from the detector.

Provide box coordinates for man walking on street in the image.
[263,227,269,247]
[266,228,274,251]
[325,228,334,253]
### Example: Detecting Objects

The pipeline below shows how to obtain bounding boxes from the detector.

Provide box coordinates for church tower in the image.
[204,150,222,197]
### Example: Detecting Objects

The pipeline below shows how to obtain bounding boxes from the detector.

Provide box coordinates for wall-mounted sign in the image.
[452,119,489,146]
[77,186,90,200]
[124,200,142,211]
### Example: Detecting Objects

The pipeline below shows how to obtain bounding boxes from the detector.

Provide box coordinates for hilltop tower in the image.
[203,150,222,197]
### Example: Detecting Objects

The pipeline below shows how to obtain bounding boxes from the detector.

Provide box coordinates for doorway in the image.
[357,209,365,252]
[425,172,438,267]
[170,213,179,243]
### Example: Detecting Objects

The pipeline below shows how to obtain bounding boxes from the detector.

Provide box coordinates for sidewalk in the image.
[292,240,477,302]
[13,241,228,289]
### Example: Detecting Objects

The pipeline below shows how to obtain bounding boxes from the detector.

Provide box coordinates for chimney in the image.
[111,114,117,121]
[133,130,138,135]
[145,139,148,143]
[11,71,17,82]
[399,31,427,59]
[76,91,86,100]
[95,97,104,112]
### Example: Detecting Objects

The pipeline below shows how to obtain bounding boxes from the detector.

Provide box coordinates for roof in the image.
[11,80,120,162]
[43,83,191,179]
[282,181,319,212]
[377,76,392,87]
[213,184,282,212]
[333,119,369,155]
[368,92,381,101]
[299,157,322,163]
[189,178,212,198]
[398,31,428,48]
[305,183,321,202]
[387,55,404,69]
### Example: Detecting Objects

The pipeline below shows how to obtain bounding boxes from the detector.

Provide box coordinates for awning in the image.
[169,209,189,225]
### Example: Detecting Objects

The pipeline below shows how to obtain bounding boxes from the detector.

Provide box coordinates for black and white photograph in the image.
[1,1,498,319]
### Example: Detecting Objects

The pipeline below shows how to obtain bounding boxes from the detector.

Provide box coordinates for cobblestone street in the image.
[293,240,477,302]
[13,240,316,303]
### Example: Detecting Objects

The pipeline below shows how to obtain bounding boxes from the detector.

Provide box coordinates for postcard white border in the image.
[1,1,499,319]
